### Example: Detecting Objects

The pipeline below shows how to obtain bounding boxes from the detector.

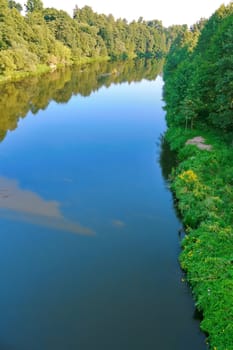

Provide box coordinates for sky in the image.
[19,0,231,26]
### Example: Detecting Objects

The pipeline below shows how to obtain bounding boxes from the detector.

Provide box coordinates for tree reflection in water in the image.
[0,58,163,142]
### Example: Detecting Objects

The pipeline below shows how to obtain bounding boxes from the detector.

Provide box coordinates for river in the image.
[0,60,206,349]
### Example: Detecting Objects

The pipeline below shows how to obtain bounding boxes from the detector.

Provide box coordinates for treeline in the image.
[0,0,167,80]
[0,58,163,141]
[163,3,233,349]
[163,2,233,135]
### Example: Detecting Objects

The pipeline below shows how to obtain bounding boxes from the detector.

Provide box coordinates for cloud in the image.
[0,176,94,235]
[112,219,125,228]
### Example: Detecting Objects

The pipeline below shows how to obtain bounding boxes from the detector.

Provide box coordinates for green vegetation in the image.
[1,0,233,347]
[0,0,168,82]
[163,3,233,134]
[163,3,233,349]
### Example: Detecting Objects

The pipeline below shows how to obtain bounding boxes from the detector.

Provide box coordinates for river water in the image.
[0,60,206,349]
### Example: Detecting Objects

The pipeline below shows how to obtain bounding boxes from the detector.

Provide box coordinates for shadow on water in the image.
[159,134,185,226]
[159,135,182,221]
[158,134,178,183]
[159,134,206,336]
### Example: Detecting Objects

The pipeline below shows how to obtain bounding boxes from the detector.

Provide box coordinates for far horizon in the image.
[18,0,232,26]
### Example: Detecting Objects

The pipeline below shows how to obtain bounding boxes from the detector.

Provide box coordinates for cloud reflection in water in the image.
[0,176,94,235]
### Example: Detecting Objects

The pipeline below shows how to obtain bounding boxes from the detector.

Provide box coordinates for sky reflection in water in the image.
[0,60,206,350]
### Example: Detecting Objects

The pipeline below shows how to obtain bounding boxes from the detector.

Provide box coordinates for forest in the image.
[1,0,233,348]
[164,3,233,134]
[163,3,233,349]
[0,0,172,81]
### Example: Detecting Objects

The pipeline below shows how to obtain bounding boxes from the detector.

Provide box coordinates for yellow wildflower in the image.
[178,170,198,183]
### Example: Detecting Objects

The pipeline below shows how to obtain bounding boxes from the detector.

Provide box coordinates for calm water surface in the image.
[0,61,206,349]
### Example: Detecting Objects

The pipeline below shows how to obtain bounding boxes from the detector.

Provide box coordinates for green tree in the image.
[25,0,43,13]
[164,2,233,132]
[8,0,22,11]
[0,2,167,80]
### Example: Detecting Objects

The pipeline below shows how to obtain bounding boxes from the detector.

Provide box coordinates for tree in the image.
[25,0,43,13]
[163,2,233,133]
[0,1,167,79]
[8,0,22,12]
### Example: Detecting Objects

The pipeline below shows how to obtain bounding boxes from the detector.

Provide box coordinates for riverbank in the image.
[165,126,233,349]
[0,56,110,85]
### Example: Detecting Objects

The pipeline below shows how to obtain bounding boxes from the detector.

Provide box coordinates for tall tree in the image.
[163,2,233,132]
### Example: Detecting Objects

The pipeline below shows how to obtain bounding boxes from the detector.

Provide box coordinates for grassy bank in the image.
[165,127,233,349]
[0,64,52,84]
[0,56,111,85]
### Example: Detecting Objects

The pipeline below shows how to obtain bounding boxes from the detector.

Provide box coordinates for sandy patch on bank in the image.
[186,136,212,150]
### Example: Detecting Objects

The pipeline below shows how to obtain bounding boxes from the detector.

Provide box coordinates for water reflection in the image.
[0,60,207,349]
[159,135,177,182]
[112,219,126,228]
[159,135,184,226]
[0,176,94,235]
[0,59,163,143]
[0,59,163,234]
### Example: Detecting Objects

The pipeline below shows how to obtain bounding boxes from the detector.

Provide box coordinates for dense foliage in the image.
[0,0,167,81]
[164,3,233,134]
[164,128,233,350]
[163,3,233,349]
